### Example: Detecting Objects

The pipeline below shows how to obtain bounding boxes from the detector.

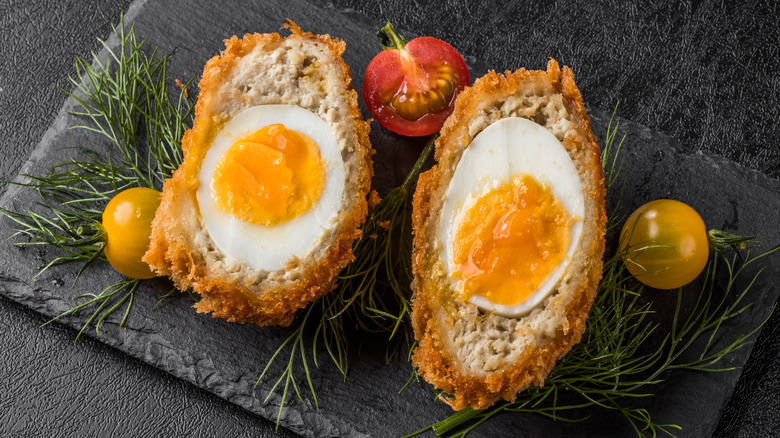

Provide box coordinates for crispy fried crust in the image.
[143,22,372,326]
[411,60,606,410]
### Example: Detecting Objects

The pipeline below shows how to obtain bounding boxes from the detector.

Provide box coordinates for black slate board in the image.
[1,1,779,436]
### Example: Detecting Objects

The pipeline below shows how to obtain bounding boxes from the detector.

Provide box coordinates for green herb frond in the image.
[602,104,627,231]
[255,305,320,430]
[1,17,194,339]
[325,134,436,344]
[63,18,192,187]
[2,199,105,278]
[43,279,140,343]
[708,229,757,254]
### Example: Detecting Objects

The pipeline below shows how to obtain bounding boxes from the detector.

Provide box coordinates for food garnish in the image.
[1,20,192,339]
[102,187,161,279]
[619,199,708,289]
[619,200,759,290]
[362,22,470,136]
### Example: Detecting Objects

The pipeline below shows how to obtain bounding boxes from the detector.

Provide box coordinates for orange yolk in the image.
[211,124,325,226]
[452,175,571,306]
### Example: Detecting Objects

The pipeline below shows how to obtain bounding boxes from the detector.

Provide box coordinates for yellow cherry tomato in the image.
[102,187,161,279]
[619,199,709,289]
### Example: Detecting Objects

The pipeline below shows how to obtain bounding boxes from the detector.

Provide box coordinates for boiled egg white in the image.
[437,117,584,317]
[197,104,345,271]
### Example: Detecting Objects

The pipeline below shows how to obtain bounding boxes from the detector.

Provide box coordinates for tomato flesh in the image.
[102,187,161,279]
[619,199,709,289]
[384,50,456,120]
[363,36,470,137]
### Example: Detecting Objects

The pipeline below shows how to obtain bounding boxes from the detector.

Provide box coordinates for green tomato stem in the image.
[708,229,756,253]
[377,21,407,51]
[69,222,107,247]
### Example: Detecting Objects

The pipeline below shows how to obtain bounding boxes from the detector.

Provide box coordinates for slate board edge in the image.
[1,1,780,437]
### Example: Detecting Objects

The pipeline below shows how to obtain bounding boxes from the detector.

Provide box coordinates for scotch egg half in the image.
[410,61,606,411]
[143,25,373,326]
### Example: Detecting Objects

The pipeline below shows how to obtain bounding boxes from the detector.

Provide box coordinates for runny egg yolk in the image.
[452,174,571,306]
[211,123,325,226]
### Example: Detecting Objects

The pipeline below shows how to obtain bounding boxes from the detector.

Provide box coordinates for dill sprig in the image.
[255,304,321,427]
[44,279,141,341]
[255,135,436,425]
[406,111,774,437]
[323,134,437,354]
[1,18,193,340]
[602,104,627,230]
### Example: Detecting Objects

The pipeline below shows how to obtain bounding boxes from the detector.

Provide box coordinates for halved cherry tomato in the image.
[619,199,709,289]
[362,22,470,137]
[102,187,161,279]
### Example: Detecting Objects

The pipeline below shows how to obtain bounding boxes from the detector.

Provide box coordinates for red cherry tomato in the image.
[362,22,470,137]
[102,187,161,279]
[619,199,709,289]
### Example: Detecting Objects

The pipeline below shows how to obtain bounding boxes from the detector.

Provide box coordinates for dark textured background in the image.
[1,0,779,436]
